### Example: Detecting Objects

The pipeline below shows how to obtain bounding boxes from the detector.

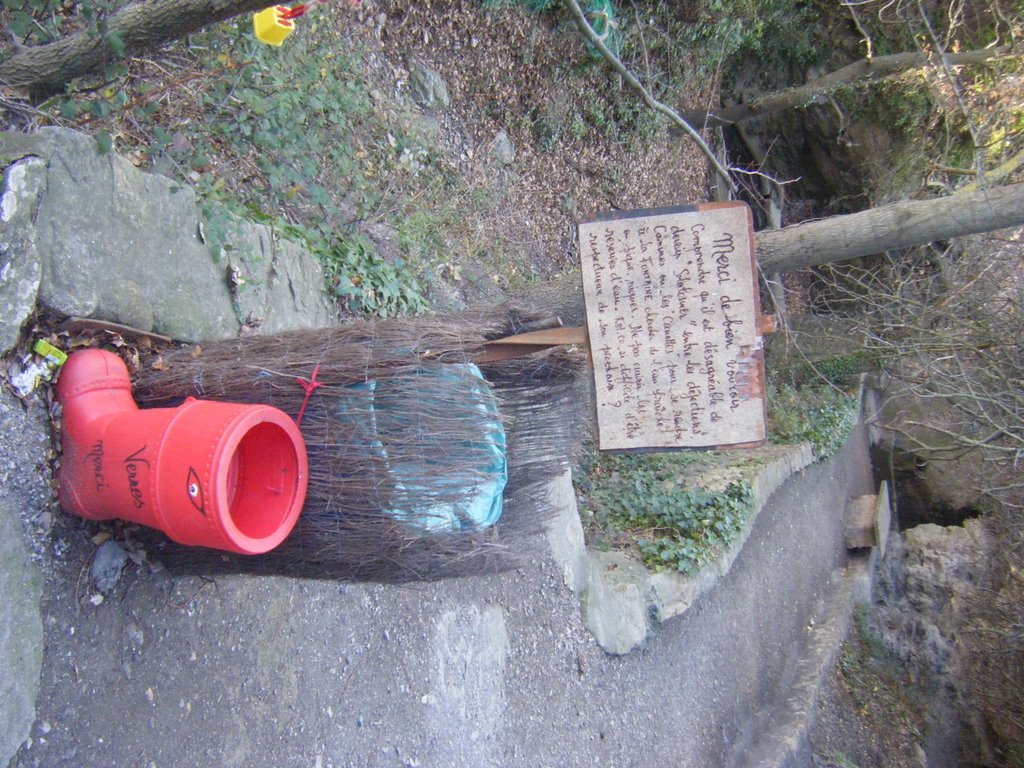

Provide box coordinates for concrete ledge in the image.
[0,388,50,767]
[734,553,874,768]
[544,471,588,593]
[0,491,42,766]
[545,443,817,655]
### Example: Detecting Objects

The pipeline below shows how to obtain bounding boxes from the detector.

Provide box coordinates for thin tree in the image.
[0,0,271,98]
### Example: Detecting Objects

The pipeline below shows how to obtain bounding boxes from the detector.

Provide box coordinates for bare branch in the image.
[561,0,736,193]
[842,0,876,59]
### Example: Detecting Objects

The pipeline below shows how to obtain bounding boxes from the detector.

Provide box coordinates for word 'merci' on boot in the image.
[56,349,309,555]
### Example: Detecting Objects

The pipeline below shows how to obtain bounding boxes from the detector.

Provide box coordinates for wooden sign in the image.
[579,202,767,451]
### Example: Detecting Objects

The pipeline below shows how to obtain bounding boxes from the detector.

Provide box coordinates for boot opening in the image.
[225,421,303,542]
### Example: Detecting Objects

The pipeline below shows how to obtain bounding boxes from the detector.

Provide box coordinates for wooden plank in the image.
[486,326,589,346]
[845,494,878,549]
[578,201,767,451]
[475,326,589,363]
[476,344,569,363]
[875,481,891,558]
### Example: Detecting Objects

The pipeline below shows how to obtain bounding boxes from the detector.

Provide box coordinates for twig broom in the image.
[132,311,582,581]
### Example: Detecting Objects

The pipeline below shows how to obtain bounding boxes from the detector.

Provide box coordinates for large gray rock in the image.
[581,551,652,655]
[493,130,516,166]
[0,128,335,342]
[0,156,46,355]
[871,520,995,765]
[882,520,990,638]
[228,226,336,334]
[20,128,239,341]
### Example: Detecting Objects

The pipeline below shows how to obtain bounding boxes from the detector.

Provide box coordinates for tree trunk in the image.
[510,183,1024,321]
[681,47,1014,127]
[757,182,1024,273]
[0,0,270,97]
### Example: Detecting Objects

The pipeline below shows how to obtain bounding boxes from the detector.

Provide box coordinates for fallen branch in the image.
[0,0,271,97]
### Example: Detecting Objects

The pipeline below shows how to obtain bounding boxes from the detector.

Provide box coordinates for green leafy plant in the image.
[3,0,117,45]
[578,450,754,575]
[318,236,427,317]
[269,222,425,317]
[191,179,425,316]
[767,379,859,461]
[771,350,880,389]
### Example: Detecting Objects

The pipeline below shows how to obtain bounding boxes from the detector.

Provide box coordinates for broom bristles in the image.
[133,313,583,581]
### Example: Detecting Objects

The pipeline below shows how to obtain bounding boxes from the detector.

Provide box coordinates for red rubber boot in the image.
[56,349,308,555]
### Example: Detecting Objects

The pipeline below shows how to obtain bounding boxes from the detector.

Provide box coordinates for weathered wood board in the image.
[874,481,891,558]
[845,481,892,556]
[579,202,766,451]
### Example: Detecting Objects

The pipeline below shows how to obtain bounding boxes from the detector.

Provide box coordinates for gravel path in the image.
[15,421,872,768]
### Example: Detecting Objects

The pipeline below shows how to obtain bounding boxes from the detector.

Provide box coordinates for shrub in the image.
[767,380,859,461]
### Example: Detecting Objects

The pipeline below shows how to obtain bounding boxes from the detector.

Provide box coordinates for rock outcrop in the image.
[0,127,335,355]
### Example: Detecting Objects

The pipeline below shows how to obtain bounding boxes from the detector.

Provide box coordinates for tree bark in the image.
[681,47,1015,127]
[0,0,270,97]
[511,183,1024,320]
[757,182,1024,273]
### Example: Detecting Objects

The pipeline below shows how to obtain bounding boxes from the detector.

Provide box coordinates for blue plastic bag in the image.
[333,364,507,532]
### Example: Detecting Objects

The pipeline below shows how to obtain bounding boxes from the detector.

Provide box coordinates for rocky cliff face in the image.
[872,519,996,766]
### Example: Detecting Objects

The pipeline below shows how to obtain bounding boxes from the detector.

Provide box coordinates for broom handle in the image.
[476,313,776,364]
[476,326,589,363]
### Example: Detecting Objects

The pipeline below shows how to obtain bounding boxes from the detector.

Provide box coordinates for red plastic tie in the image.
[295,364,323,426]
[280,4,307,20]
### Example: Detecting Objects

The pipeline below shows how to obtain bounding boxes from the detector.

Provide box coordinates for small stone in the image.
[493,130,516,166]
[89,540,128,594]
[125,622,145,649]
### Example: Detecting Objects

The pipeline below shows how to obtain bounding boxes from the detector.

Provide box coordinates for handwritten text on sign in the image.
[579,203,765,451]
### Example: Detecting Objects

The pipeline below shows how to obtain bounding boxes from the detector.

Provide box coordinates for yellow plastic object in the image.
[34,339,67,368]
[253,6,295,46]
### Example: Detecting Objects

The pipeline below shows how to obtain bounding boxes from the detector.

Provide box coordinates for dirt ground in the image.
[373,0,710,271]
[808,630,930,768]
